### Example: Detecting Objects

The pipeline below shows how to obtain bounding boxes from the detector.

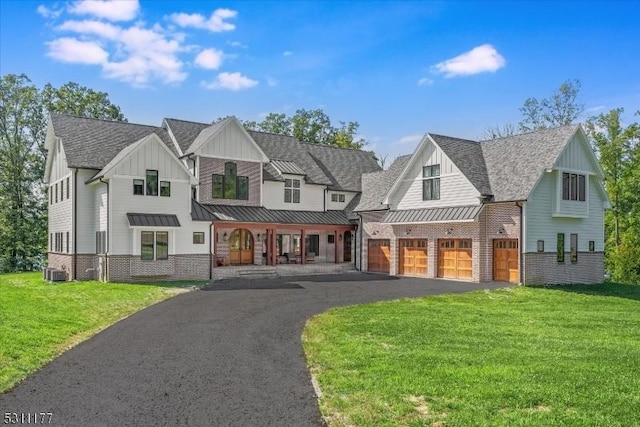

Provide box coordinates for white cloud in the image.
[432,44,505,78]
[282,50,292,57]
[58,20,120,39]
[202,72,258,91]
[68,0,140,22]
[229,41,247,48]
[395,134,423,145]
[418,77,433,86]
[46,37,108,64]
[170,8,237,32]
[195,48,223,70]
[37,4,62,19]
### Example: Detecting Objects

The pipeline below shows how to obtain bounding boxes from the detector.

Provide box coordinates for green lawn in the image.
[303,284,640,426]
[0,272,205,392]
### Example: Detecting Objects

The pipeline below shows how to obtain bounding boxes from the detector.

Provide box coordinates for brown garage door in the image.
[399,239,428,276]
[494,239,519,283]
[438,239,473,280]
[368,239,390,273]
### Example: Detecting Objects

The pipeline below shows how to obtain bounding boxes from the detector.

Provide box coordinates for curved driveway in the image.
[0,274,507,426]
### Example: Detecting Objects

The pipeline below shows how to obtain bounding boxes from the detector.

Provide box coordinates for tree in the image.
[585,108,640,283]
[0,74,126,272]
[242,108,366,149]
[519,79,584,132]
[481,122,518,140]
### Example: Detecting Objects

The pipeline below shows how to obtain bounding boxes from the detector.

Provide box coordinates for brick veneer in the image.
[107,254,210,282]
[47,253,73,280]
[359,203,522,283]
[198,158,261,206]
[523,252,604,284]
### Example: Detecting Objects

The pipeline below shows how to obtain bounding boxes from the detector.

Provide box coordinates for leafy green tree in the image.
[0,74,125,271]
[519,79,584,132]
[585,108,640,283]
[241,108,366,149]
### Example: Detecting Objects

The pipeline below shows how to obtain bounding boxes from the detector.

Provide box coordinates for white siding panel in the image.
[525,173,604,253]
[112,139,190,181]
[75,169,99,254]
[50,142,71,183]
[556,134,597,172]
[327,191,357,210]
[200,124,264,161]
[262,178,325,211]
[391,141,480,209]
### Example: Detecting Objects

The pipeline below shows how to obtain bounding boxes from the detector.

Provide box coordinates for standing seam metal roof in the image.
[381,205,482,223]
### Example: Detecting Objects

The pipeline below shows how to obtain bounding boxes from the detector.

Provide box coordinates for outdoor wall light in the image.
[372,230,379,236]
[404,228,412,235]
[497,226,506,235]
[223,232,228,241]
[339,234,343,241]
[257,233,261,239]
[444,228,453,235]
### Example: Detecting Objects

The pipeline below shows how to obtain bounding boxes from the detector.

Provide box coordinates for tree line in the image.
[1,73,638,283]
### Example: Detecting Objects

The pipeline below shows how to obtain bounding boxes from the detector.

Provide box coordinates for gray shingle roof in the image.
[353,155,411,212]
[127,213,181,227]
[430,134,492,196]
[51,113,177,169]
[305,143,380,191]
[481,124,579,201]
[163,118,209,155]
[382,205,482,224]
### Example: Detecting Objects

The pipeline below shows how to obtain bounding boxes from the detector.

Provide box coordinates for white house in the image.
[354,124,610,284]
[44,114,608,285]
[44,114,379,282]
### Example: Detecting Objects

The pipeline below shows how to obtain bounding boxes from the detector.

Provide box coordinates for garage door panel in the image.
[399,239,428,277]
[368,239,390,273]
[494,239,519,283]
[438,239,473,280]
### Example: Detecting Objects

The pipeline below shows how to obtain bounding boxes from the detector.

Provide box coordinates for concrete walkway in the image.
[0,274,509,426]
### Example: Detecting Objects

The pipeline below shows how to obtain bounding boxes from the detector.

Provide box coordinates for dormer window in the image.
[422,165,440,201]
[331,193,346,203]
[562,173,586,201]
[285,179,300,203]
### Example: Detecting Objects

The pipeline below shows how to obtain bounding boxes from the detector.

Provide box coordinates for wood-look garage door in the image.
[399,239,428,276]
[438,239,473,280]
[494,239,519,283]
[368,239,390,273]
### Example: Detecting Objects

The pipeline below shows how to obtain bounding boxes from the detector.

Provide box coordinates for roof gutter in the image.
[72,168,78,280]
[99,177,110,282]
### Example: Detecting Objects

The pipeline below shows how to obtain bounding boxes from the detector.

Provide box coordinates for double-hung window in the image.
[141,231,169,260]
[160,181,171,197]
[284,179,300,203]
[422,164,440,201]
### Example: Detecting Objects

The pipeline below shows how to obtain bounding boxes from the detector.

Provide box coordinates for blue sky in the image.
[1,0,638,161]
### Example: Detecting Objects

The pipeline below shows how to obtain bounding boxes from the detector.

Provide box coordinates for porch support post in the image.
[270,228,277,266]
[212,223,217,268]
[301,228,306,264]
[334,230,339,264]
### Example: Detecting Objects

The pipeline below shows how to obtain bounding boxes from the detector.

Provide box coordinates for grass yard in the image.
[303,283,640,426]
[0,272,204,392]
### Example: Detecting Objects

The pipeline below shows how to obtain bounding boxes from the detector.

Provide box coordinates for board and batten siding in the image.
[75,169,99,253]
[555,132,599,172]
[262,177,325,211]
[195,122,265,162]
[109,177,209,256]
[390,140,480,210]
[525,172,604,253]
[111,138,189,180]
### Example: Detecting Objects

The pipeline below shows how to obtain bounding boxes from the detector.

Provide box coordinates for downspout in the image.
[100,177,109,282]
[518,201,524,284]
[209,223,213,280]
[324,188,328,211]
[73,168,78,280]
[357,213,363,271]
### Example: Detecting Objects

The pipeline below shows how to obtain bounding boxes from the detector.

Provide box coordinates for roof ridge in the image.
[248,129,370,153]
[164,117,211,126]
[479,123,579,143]
[50,112,165,129]
[429,132,479,143]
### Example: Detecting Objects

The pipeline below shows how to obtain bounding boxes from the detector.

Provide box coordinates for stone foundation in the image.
[523,252,605,284]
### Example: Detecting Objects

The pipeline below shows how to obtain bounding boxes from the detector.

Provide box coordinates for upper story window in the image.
[160,181,171,197]
[284,179,300,203]
[212,162,249,200]
[66,177,70,199]
[146,170,158,196]
[562,172,586,201]
[133,179,144,195]
[331,193,345,203]
[422,164,440,201]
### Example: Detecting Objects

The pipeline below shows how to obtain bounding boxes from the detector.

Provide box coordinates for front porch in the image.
[211,261,357,280]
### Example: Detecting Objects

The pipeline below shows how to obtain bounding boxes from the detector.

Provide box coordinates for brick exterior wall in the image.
[523,252,604,285]
[198,157,261,206]
[359,203,522,283]
[47,253,73,280]
[107,254,210,282]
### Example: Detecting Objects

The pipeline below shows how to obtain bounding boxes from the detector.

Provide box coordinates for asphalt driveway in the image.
[0,273,508,426]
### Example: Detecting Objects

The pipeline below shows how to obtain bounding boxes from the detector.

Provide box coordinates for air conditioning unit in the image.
[51,270,67,282]
[43,268,52,281]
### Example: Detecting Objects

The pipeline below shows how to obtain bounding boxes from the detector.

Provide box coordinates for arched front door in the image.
[343,231,352,262]
[229,229,254,265]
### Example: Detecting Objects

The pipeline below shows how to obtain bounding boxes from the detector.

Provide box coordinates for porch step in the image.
[237,268,277,276]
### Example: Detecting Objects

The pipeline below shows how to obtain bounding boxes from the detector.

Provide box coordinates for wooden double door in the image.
[367,239,390,273]
[229,229,254,265]
[493,239,519,283]
[398,239,428,276]
[438,239,473,280]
